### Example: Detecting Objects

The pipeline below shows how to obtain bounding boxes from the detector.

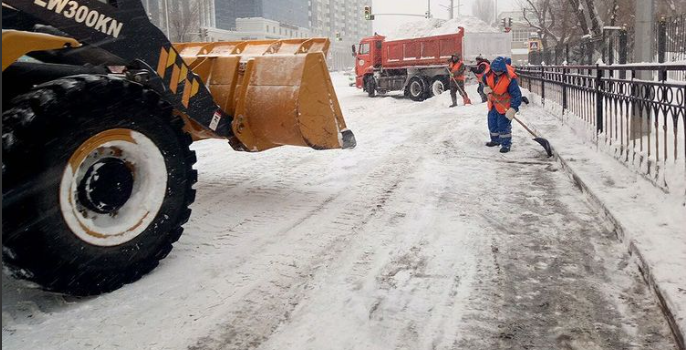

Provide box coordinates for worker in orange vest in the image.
[482,56,522,153]
[470,55,490,103]
[448,53,471,107]
[505,57,529,104]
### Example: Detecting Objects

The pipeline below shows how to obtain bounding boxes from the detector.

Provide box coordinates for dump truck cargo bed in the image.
[381,31,464,68]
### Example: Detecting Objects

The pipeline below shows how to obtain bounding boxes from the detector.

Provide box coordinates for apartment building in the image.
[215,0,309,30]
[310,0,373,70]
[143,0,372,70]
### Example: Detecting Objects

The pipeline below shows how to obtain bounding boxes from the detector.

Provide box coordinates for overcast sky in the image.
[372,0,519,34]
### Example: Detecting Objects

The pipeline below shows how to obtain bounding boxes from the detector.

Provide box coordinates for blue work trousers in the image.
[487,108,512,147]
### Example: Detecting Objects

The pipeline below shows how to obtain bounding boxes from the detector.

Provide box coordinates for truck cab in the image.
[353,35,384,89]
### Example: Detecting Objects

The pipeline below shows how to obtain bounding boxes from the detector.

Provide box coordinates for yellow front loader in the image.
[2,0,355,296]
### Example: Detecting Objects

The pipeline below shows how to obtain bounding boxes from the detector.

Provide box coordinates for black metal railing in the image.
[656,15,686,81]
[518,64,686,190]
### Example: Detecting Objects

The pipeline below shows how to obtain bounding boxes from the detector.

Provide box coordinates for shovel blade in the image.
[533,137,553,157]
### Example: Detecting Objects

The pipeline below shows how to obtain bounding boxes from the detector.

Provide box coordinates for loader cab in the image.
[354,35,384,88]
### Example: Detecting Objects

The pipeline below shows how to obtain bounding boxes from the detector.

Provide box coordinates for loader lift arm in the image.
[5,0,231,136]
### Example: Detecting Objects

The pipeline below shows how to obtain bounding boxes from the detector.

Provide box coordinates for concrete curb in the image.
[539,133,685,350]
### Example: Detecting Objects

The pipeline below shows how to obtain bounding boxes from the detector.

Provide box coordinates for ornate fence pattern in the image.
[518,64,686,192]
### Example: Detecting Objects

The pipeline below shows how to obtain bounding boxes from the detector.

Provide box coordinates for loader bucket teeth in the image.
[174,38,353,151]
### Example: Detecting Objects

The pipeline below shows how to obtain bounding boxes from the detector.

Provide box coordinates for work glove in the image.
[505,108,517,121]
[483,86,492,94]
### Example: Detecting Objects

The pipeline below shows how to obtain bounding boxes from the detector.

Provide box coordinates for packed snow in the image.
[1,73,680,350]
[385,17,499,40]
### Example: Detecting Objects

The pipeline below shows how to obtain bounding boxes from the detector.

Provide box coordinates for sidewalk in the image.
[518,100,686,349]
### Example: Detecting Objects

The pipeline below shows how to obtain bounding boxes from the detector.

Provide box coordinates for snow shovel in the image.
[492,98,553,157]
[446,68,472,105]
[512,117,553,157]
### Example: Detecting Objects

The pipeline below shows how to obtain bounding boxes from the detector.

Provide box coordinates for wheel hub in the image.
[77,158,134,214]
[411,81,422,96]
[60,128,168,246]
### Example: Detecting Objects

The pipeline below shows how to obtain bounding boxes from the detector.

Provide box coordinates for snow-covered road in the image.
[2,75,678,350]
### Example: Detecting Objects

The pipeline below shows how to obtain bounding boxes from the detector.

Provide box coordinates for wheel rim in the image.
[410,80,423,97]
[432,80,445,95]
[59,129,168,246]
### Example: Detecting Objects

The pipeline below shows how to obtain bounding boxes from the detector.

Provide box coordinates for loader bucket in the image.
[174,38,355,151]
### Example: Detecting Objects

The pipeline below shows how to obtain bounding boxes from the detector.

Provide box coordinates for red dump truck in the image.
[353,28,464,101]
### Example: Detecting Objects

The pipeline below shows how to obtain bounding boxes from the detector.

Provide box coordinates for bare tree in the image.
[583,0,603,37]
[658,0,686,15]
[472,0,495,24]
[169,0,200,42]
[566,0,591,36]
[520,0,558,48]
[518,0,584,48]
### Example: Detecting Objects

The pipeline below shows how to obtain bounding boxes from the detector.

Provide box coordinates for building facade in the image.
[144,0,373,70]
[207,18,311,41]
[142,0,215,41]
[215,0,309,30]
[310,0,373,70]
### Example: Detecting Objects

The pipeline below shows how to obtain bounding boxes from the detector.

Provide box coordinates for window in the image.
[359,43,370,54]
[266,25,269,32]
[512,29,531,43]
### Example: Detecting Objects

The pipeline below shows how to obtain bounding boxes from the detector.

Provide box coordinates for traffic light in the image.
[364,6,374,20]
[502,17,513,32]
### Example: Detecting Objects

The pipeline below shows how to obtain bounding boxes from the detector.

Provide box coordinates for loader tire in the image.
[2,75,197,296]
[407,76,428,101]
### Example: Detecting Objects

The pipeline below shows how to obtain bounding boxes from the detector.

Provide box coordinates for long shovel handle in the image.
[512,116,539,138]
[490,97,538,137]
[446,68,468,97]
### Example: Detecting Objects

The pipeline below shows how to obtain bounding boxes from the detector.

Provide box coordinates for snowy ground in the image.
[2,75,679,350]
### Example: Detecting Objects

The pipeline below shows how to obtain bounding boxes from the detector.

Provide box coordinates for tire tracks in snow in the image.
[185,110,462,350]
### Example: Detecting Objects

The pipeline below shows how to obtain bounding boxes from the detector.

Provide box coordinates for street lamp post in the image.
[494,0,498,25]
[163,0,171,39]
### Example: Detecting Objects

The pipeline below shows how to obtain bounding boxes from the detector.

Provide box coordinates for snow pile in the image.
[385,17,499,40]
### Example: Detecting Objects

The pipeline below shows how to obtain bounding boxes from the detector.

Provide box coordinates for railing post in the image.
[602,29,608,64]
[562,67,568,111]
[596,65,604,134]
[608,35,615,65]
[541,66,546,104]
[619,28,628,79]
[619,29,628,64]
[658,17,667,64]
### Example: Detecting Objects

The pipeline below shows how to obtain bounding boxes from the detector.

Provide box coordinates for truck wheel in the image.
[2,75,197,296]
[429,78,446,97]
[407,76,428,101]
[366,77,376,97]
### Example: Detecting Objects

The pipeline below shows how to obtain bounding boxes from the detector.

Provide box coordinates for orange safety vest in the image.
[486,72,512,114]
[476,61,490,81]
[506,64,518,80]
[449,61,465,81]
